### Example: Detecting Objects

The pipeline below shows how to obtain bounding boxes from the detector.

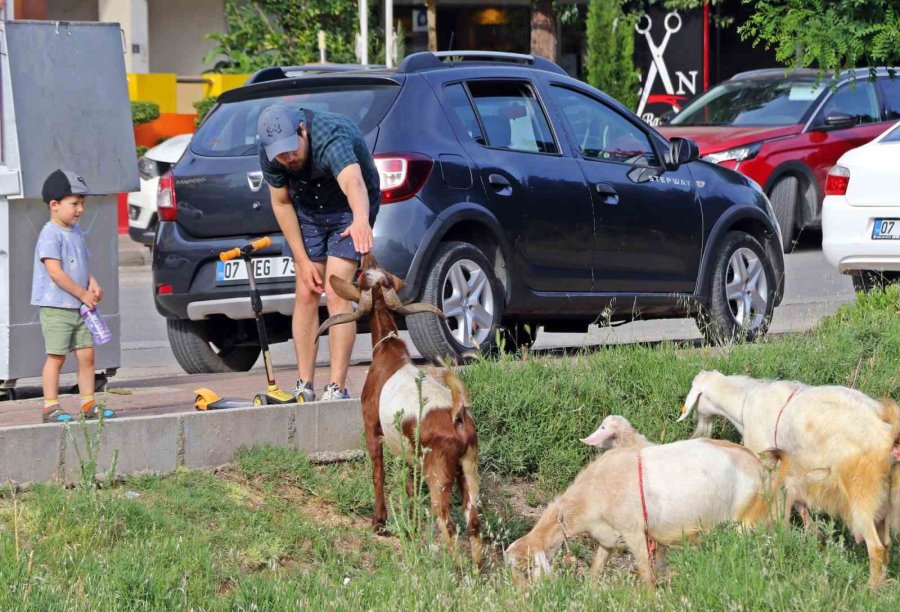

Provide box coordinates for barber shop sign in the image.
[634,6,708,126]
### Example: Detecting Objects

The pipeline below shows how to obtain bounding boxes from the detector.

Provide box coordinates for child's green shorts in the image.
[40,307,93,355]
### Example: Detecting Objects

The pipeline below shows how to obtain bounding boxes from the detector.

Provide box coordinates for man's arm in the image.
[43,259,97,308]
[269,185,323,293]
[336,163,373,254]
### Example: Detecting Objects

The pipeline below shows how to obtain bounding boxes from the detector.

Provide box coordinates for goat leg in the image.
[459,446,483,567]
[626,533,657,587]
[366,427,388,534]
[589,546,610,580]
[426,454,459,563]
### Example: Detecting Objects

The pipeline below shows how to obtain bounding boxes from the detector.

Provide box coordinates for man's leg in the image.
[293,260,327,386]
[323,256,359,389]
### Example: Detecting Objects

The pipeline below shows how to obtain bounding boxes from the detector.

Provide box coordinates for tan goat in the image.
[678,370,900,585]
[505,437,774,586]
[581,415,652,450]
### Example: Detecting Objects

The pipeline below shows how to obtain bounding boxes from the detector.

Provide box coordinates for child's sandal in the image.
[82,401,116,420]
[42,407,74,424]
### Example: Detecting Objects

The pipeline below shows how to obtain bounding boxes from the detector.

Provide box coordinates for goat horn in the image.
[316,290,373,336]
[383,287,446,318]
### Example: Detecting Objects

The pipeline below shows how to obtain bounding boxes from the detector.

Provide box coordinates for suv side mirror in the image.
[666,137,699,169]
[822,111,856,131]
[659,110,676,125]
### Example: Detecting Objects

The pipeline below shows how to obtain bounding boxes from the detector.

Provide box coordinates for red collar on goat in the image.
[637,451,657,572]
[773,388,802,449]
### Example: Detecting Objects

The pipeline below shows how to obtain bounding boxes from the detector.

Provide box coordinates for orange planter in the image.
[134,113,198,148]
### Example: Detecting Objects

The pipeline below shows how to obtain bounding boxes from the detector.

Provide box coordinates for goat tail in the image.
[443,370,469,424]
[877,398,900,434]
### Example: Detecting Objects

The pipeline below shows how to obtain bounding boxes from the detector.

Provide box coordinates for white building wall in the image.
[148,0,226,75]
[98,0,149,73]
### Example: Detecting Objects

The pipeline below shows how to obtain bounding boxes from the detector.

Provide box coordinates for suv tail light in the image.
[157,170,177,221]
[825,165,850,196]
[374,153,433,204]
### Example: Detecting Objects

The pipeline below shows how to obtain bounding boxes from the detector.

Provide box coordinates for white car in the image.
[822,121,900,292]
[128,134,192,246]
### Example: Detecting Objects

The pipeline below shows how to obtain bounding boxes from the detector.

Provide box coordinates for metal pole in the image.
[359,0,368,65]
[385,0,393,68]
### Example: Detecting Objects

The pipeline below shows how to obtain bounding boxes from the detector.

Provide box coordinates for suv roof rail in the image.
[246,63,384,84]
[397,51,568,76]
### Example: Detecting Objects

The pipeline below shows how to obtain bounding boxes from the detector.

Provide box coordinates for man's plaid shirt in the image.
[259,108,381,215]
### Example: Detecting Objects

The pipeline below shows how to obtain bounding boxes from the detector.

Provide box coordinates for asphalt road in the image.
[113,233,853,382]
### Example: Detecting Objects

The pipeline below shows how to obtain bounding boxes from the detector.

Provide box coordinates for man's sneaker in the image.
[42,406,74,424]
[322,383,350,401]
[294,380,316,403]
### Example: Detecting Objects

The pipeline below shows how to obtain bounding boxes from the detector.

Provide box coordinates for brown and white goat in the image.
[678,370,900,585]
[317,254,482,565]
[505,437,774,586]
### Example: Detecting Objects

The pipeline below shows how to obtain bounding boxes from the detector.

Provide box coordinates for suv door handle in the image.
[594,182,619,205]
[488,173,512,196]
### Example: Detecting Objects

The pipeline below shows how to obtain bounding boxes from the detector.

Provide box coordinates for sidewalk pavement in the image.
[0,363,372,428]
[119,233,151,267]
[0,235,369,429]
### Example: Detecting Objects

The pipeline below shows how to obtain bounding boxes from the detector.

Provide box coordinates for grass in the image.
[0,286,898,609]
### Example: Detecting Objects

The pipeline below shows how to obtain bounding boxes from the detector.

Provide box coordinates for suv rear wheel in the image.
[407,241,504,363]
[167,318,261,374]
[698,231,776,345]
[769,176,799,253]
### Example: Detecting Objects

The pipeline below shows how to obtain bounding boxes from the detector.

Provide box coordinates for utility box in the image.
[0,21,139,394]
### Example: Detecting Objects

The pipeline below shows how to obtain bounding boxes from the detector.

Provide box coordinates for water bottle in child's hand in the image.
[79,305,112,345]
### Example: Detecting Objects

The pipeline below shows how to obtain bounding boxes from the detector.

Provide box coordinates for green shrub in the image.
[585,0,639,109]
[193,96,218,127]
[130,101,160,126]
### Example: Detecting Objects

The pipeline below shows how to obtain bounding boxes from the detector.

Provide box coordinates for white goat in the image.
[581,415,652,450]
[678,370,900,585]
[505,437,774,586]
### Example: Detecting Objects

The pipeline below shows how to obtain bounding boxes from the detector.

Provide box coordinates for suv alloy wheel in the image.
[698,231,776,344]
[407,241,504,363]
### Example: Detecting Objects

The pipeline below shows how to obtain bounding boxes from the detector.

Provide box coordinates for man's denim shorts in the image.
[285,207,378,263]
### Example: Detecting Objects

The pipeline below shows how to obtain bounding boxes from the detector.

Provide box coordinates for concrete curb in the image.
[0,399,363,485]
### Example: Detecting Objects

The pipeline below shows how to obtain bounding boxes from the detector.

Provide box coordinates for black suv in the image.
[153,51,785,373]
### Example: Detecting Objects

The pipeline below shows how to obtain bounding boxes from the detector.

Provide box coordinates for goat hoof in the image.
[372,519,389,536]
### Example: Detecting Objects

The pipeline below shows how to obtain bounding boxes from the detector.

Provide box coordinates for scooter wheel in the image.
[253,394,267,406]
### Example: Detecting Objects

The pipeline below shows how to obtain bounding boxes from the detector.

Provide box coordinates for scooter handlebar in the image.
[219,236,271,262]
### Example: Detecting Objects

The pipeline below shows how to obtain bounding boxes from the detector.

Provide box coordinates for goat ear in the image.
[581,425,611,447]
[329,275,361,302]
[389,272,406,293]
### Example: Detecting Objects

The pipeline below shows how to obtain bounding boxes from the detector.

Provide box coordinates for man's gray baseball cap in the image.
[258,104,302,160]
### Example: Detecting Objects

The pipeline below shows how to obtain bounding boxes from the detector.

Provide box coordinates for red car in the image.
[660,68,900,252]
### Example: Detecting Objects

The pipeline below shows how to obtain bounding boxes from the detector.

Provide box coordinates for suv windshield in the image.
[670,79,825,127]
[192,84,400,157]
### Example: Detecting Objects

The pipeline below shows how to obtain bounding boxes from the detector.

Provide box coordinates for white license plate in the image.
[872,219,900,240]
[216,257,295,284]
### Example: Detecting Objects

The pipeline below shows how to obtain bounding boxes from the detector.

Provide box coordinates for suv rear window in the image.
[192,85,400,157]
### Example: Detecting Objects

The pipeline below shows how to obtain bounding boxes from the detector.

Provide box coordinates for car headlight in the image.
[138,157,159,180]
[702,142,762,164]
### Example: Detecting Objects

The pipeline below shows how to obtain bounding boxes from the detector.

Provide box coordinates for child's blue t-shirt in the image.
[31,222,91,309]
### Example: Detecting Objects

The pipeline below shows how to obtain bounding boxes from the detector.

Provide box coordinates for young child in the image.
[31,169,116,423]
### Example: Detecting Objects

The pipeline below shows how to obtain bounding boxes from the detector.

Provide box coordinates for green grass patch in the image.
[464,285,900,491]
[0,287,898,608]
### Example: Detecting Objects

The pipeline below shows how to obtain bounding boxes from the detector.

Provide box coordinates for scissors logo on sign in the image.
[636,11,685,117]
